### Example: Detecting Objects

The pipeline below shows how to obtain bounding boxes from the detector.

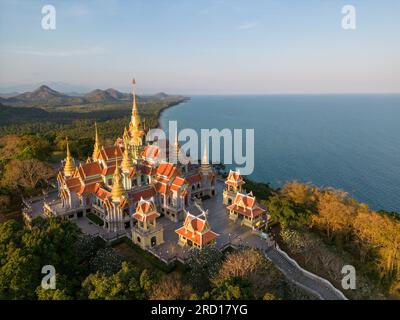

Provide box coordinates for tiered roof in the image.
[227,192,265,218]
[225,170,245,187]
[132,197,160,223]
[175,210,218,246]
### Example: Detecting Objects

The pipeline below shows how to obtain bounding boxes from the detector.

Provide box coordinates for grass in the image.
[86,212,104,226]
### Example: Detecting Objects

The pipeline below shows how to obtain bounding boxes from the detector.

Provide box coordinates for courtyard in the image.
[143,180,272,261]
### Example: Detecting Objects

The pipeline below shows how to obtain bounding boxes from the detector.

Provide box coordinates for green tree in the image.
[139,269,156,297]
[81,262,144,300]
[266,194,310,226]
[89,247,122,276]
[187,245,223,292]
[75,234,103,263]
[209,277,254,300]
[0,217,81,299]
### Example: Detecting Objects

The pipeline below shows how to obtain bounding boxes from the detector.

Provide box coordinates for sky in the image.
[0,0,399,94]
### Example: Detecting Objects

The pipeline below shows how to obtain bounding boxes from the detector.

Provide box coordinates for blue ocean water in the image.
[160,95,400,212]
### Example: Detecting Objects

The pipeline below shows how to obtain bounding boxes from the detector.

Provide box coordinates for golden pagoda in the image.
[129,78,141,135]
[111,157,125,202]
[200,144,212,174]
[64,137,76,177]
[129,79,145,151]
[92,122,101,161]
[170,134,180,164]
[121,141,134,172]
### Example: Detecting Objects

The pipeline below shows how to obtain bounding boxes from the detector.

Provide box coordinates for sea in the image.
[160,94,400,212]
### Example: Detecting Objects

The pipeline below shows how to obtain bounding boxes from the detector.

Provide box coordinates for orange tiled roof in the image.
[77,183,98,196]
[65,177,81,188]
[84,176,103,185]
[227,192,265,218]
[225,170,244,186]
[175,227,218,246]
[155,182,168,194]
[80,162,102,178]
[156,162,177,178]
[170,176,186,192]
[128,187,156,202]
[142,145,159,159]
[101,160,122,176]
[99,145,123,161]
[136,199,155,214]
[186,173,202,185]
[183,213,206,233]
[95,185,111,200]
[133,212,159,223]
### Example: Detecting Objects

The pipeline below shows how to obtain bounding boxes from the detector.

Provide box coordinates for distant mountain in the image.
[153,92,169,99]
[104,88,130,100]
[15,85,65,100]
[0,82,92,95]
[0,85,178,108]
[84,89,117,103]
[0,85,86,107]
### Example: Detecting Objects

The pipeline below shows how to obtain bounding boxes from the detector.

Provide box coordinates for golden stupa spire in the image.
[132,78,137,114]
[170,134,180,164]
[92,122,101,161]
[64,137,76,177]
[130,78,141,133]
[121,140,133,172]
[200,144,211,174]
[111,155,125,201]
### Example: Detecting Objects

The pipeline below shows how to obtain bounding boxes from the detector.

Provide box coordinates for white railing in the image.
[269,244,347,300]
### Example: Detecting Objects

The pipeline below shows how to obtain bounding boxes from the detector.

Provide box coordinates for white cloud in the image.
[237,22,257,30]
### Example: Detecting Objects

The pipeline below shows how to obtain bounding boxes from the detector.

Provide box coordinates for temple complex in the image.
[44,80,216,240]
[40,80,269,253]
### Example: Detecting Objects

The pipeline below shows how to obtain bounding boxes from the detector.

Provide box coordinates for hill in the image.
[0,85,86,107]
[0,85,179,108]
[83,89,118,103]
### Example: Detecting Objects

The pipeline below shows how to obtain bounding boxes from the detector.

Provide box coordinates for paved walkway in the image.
[264,246,347,300]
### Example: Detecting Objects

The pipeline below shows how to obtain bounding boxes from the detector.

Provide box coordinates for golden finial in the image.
[132,78,137,114]
[64,137,76,177]
[92,122,101,161]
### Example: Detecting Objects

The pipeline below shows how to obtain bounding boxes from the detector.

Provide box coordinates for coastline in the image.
[156,96,190,129]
